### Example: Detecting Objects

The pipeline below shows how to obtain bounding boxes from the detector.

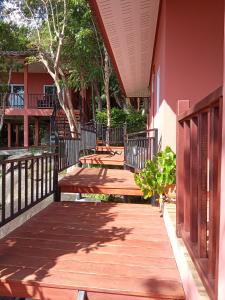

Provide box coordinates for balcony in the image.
[0,93,80,118]
[0,93,55,109]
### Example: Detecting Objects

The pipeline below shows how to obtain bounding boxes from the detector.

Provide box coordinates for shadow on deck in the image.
[58,167,142,196]
[0,202,185,300]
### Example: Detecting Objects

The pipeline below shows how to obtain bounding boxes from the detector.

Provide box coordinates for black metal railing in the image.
[124,129,158,170]
[58,138,80,172]
[0,153,57,227]
[80,122,96,151]
[28,94,57,108]
[96,122,126,146]
[107,125,126,146]
[0,93,58,109]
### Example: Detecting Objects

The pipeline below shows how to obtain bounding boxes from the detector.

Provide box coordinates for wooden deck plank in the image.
[80,153,124,166]
[59,167,143,196]
[95,146,124,152]
[0,202,184,300]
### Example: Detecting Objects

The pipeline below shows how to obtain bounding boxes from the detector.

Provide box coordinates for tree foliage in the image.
[96,107,147,133]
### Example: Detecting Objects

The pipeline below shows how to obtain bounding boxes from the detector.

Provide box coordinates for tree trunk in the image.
[0,67,12,132]
[104,47,111,128]
[113,92,128,111]
[56,82,78,138]
[91,82,96,121]
[93,80,102,112]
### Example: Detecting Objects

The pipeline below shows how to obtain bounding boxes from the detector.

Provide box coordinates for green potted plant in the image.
[135,146,176,214]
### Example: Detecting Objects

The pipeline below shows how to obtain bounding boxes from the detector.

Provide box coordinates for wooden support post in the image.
[34,117,39,146]
[24,63,28,109]
[15,124,19,147]
[7,122,12,148]
[190,118,198,243]
[197,112,208,258]
[24,115,29,148]
[176,100,190,237]
[208,106,221,279]
[183,120,190,233]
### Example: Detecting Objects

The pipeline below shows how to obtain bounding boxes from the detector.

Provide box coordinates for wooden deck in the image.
[80,153,124,166]
[95,146,124,152]
[59,167,142,196]
[0,202,185,300]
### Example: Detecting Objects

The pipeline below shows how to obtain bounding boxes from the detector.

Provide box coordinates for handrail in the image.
[177,87,223,299]
[178,86,222,122]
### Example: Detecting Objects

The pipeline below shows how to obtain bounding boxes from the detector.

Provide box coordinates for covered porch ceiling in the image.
[89,0,160,98]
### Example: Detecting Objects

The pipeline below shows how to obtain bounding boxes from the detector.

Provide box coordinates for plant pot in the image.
[149,194,159,206]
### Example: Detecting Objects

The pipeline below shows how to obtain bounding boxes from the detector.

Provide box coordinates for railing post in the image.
[190,117,198,243]
[176,100,190,237]
[197,112,208,258]
[153,129,158,157]
[183,120,191,233]
[208,105,221,280]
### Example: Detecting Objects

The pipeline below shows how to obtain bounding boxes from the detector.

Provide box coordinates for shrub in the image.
[135,146,176,199]
[96,107,146,133]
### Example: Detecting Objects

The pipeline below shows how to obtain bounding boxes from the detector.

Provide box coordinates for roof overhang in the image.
[89,0,160,98]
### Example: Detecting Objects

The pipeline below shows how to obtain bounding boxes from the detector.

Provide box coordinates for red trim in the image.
[88,0,126,96]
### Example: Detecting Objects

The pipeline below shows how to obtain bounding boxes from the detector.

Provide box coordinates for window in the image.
[10,84,24,107]
[44,85,57,95]
[156,68,160,113]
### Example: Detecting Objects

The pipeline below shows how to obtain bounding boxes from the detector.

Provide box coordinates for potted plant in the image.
[135,146,176,215]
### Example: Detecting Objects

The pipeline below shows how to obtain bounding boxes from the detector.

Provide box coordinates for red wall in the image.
[11,72,54,94]
[149,0,224,151]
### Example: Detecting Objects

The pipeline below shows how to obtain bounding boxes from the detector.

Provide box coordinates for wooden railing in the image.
[124,129,158,170]
[0,153,57,227]
[177,86,222,299]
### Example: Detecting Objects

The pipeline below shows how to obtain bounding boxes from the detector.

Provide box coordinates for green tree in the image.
[2,0,99,135]
[0,21,28,131]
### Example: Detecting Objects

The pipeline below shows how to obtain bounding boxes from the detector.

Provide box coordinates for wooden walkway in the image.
[0,202,185,300]
[95,146,124,152]
[80,153,124,166]
[59,167,142,196]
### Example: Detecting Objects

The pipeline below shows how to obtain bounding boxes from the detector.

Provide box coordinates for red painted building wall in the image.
[11,72,54,94]
[149,0,224,151]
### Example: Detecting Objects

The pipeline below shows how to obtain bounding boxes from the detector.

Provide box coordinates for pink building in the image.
[89,0,225,299]
[0,52,88,148]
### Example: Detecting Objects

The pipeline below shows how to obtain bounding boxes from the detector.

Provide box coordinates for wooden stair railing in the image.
[177,86,223,299]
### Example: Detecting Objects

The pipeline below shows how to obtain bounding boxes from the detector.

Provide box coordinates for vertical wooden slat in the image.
[184,120,191,233]
[208,106,221,278]
[176,100,190,237]
[36,157,39,200]
[10,162,14,218]
[1,163,6,223]
[45,156,48,194]
[190,117,198,243]
[18,161,21,212]
[41,157,44,198]
[49,155,52,192]
[198,112,208,258]
[25,160,28,208]
[30,158,34,204]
